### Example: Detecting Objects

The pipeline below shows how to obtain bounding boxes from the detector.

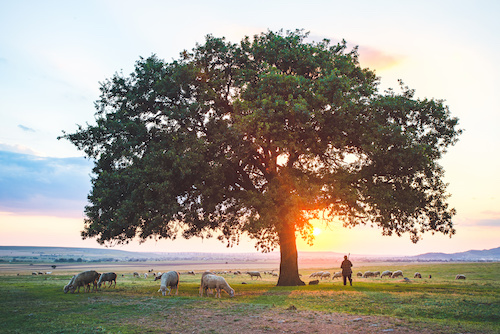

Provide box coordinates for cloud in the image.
[18,124,36,132]
[358,46,406,70]
[473,219,500,227]
[0,150,93,216]
[306,34,405,71]
[0,143,39,155]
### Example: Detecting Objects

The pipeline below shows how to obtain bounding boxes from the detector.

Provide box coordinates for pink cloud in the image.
[358,46,406,70]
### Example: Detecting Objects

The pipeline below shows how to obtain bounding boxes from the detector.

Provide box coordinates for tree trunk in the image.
[276,223,305,286]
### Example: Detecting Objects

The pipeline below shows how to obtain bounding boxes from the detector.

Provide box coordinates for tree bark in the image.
[276,223,305,286]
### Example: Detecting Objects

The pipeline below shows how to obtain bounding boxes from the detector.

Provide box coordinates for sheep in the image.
[332,271,342,279]
[63,270,100,294]
[391,270,403,278]
[97,272,117,288]
[309,280,319,285]
[373,271,381,277]
[143,273,148,279]
[380,270,392,278]
[246,271,262,280]
[200,274,235,298]
[356,272,363,277]
[363,271,376,278]
[414,272,422,279]
[133,272,139,277]
[321,272,331,280]
[158,271,180,296]
[455,274,466,280]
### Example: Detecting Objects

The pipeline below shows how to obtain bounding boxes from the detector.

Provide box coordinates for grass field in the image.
[1,262,498,333]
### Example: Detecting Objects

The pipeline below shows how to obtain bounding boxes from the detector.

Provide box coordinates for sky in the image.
[1,0,499,256]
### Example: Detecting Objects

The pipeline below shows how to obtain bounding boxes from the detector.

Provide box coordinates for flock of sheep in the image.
[61,268,469,296]
[62,269,238,298]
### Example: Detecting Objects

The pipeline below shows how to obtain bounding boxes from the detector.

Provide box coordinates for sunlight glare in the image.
[313,227,322,236]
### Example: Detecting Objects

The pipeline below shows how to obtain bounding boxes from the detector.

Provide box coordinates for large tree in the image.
[61,30,461,286]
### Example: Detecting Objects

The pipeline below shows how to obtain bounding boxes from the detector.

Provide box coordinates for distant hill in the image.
[0,245,499,262]
[0,246,280,263]
[404,246,500,261]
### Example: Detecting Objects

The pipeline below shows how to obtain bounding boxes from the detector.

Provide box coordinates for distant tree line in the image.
[54,258,84,263]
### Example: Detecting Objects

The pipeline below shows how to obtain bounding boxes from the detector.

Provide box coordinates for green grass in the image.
[1,262,499,333]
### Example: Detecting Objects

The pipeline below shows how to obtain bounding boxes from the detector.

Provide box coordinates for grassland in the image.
[1,262,498,333]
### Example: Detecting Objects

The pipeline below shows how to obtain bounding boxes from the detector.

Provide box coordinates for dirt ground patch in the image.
[137,304,444,334]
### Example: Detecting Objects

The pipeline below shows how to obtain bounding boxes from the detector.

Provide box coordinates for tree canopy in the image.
[61,29,461,285]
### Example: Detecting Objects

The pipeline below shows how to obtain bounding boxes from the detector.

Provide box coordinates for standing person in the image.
[340,255,353,286]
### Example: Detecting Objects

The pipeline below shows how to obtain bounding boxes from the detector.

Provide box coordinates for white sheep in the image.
[363,271,376,278]
[455,274,466,280]
[380,270,392,278]
[321,271,331,280]
[309,271,324,278]
[246,271,262,280]
[373,271,381,277]
[332,271,342,279]
[158,271,180,296]
[391,270,403,278]
[144,273,148,279]
[97,272,117,288]
[200,274,234,298]
[414,272,422,279]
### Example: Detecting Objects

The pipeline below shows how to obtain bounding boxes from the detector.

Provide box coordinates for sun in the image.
[313,227,322,236]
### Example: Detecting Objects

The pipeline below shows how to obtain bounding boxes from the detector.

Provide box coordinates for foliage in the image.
[60,29,462,285]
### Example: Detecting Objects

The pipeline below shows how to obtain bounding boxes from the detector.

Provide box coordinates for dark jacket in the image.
[340,259,353,275]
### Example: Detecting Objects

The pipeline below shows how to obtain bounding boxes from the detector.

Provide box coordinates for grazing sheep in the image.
[455,274,466,280]
[133,272,139,277]
[158,271,180,296]
[391,270,403,278]
[144,273,148,279]
[64,270,100,294]
[321,272,331,280]
[246,271,262,280]
[97,272,117,288]
[381,270,392,278]
[332,271,342,279]
[309,271,324,278]
[363,271,376,278]
[373,271,381,277]
[200,274,235,298]
[309,280,319,285]
[356,272,363,277]
[414,272,422,279]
